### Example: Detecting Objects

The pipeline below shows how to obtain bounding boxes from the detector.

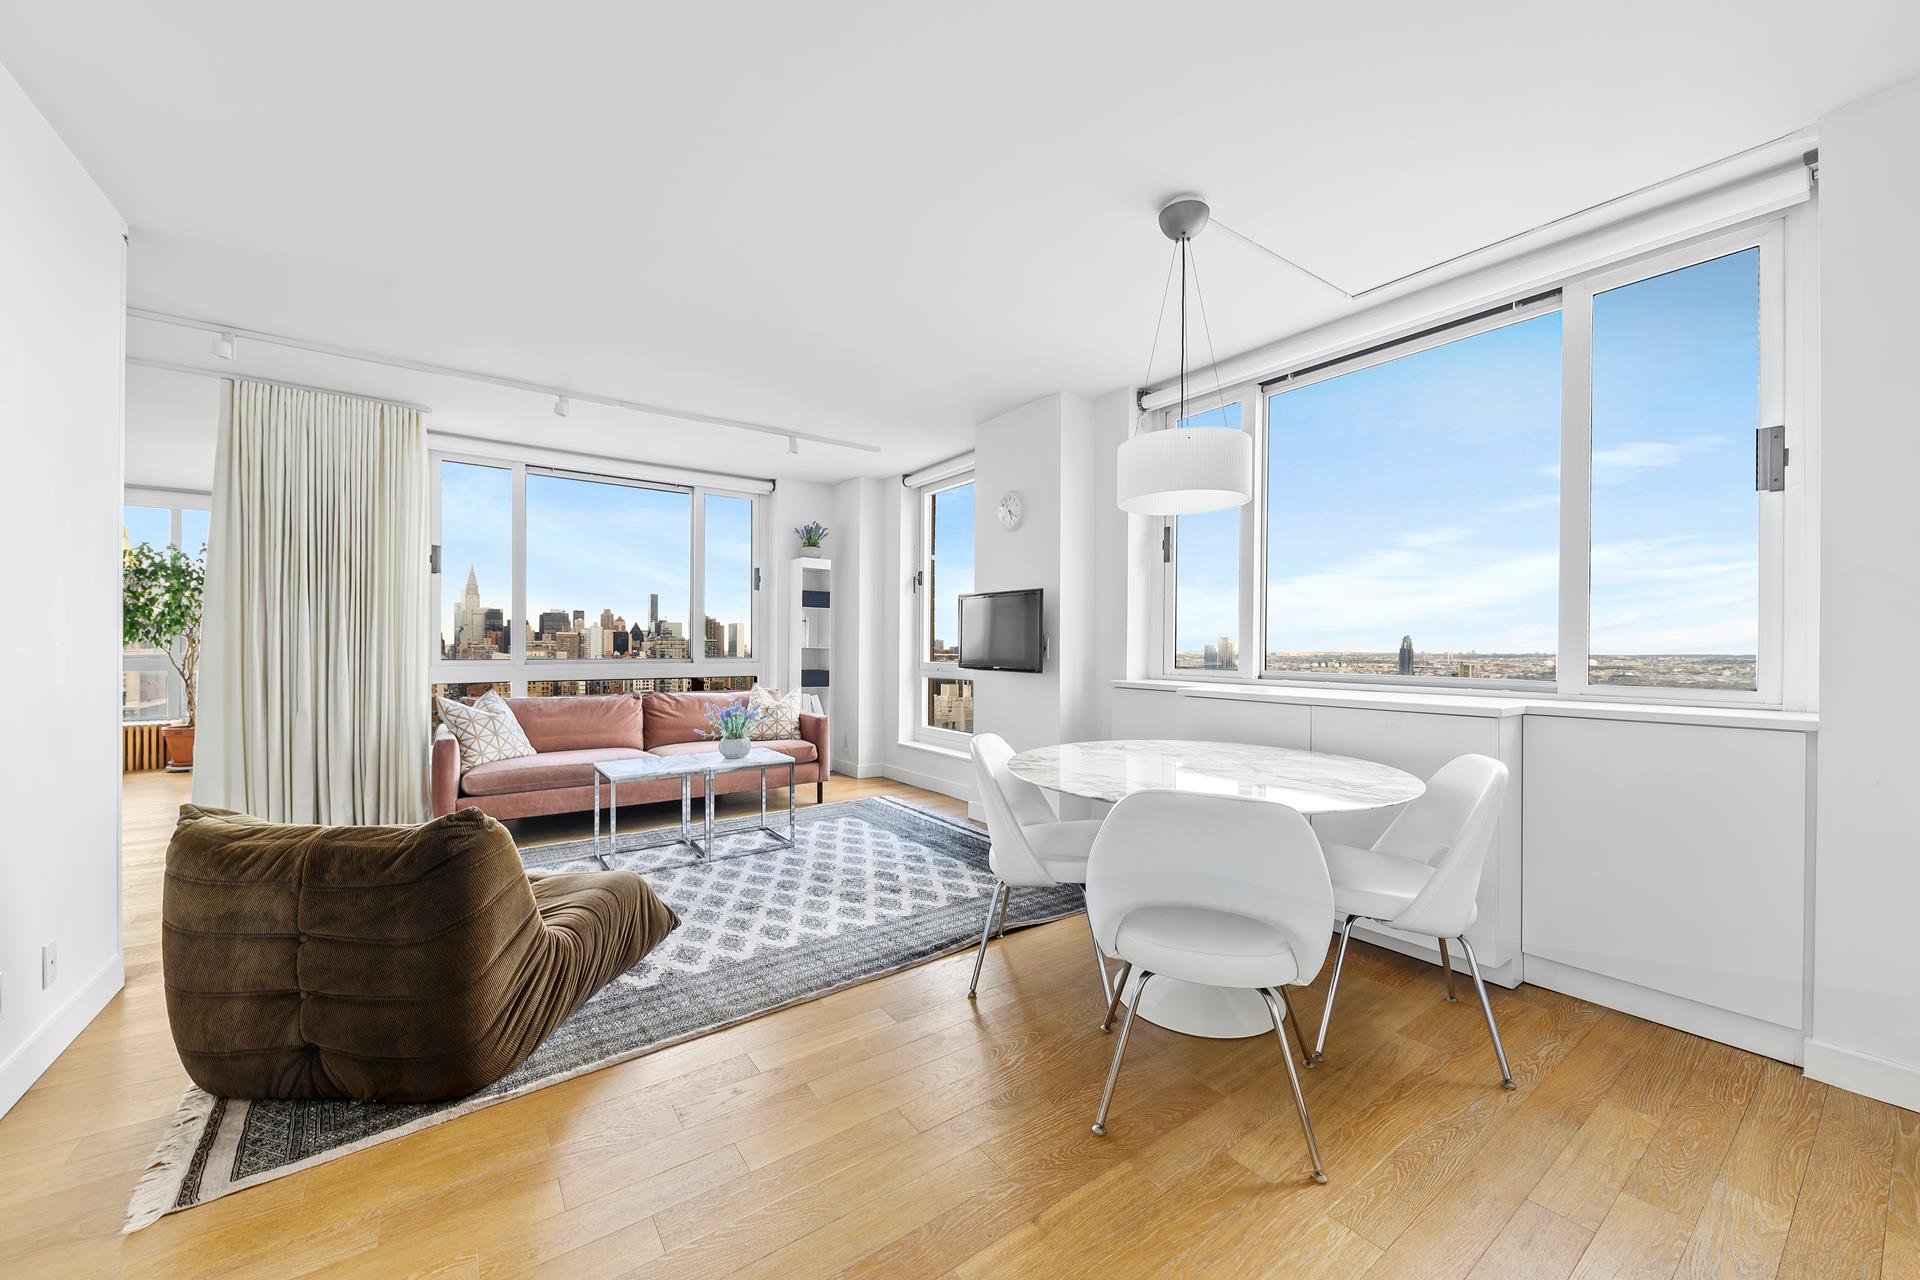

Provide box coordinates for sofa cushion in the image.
[647,738,817,765]
[462,747,650,796]
[505,694,646,753]
[746,686,804,740]
[643,690,757,749]
[437,691,537,770]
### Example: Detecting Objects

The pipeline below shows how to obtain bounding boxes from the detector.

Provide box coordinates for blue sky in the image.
[1176,247,1760,661]
[929,482,975,653]
[439,464,754,650]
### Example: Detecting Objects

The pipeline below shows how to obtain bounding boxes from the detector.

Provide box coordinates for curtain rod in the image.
[127,357,434,413]
[126,307,883,455]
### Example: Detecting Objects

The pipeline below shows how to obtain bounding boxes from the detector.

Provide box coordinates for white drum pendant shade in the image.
[1116,427,1254,514]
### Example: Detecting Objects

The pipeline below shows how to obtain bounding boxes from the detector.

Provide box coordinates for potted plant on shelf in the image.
[703,699,761,759]
[794,520,829,552]
[123,540,205,771]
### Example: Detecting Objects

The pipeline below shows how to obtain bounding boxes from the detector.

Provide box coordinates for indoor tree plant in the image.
[123,540,205,770]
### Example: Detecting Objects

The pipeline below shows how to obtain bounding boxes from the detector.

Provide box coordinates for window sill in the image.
[1112,679,1818,733]
[896,738,971,763]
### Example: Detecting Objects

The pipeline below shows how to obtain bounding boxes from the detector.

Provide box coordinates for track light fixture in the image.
[212,332,236,360]
[788,435,799,455]
[554,395,571,418]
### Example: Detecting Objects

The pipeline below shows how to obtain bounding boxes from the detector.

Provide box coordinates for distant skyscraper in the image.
[572,609,585,632]
[648,593,660,635]
[539,609,570,637]
[599,608,615,632]
[705,615,724,658]
[726,622,742,658]
[1398,634,1414,675]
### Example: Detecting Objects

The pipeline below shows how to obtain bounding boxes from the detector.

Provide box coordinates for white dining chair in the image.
[1312,753,1515,1089]
[1085,790,1333,1184]
[966,733,1113,1002]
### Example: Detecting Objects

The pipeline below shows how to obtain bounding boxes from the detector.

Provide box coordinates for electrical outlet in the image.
[41,942,56,990]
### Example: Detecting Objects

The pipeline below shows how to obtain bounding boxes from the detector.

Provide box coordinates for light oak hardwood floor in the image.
[1,769,1915,1278]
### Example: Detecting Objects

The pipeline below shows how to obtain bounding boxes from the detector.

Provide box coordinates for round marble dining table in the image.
[1007,738,1425,1039]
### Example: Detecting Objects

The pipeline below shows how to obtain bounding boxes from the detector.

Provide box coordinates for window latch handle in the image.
[1756,425,1787,492]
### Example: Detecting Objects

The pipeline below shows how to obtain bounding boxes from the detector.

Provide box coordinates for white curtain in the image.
[194,379,430,824]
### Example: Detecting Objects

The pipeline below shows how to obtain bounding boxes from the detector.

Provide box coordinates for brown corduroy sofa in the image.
[431,690,830,821]
[163,804,679,1102]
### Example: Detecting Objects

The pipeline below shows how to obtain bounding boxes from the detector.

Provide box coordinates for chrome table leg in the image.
[1100,961,1133,1032]
[1092,971,1153,1135]
[1312,915,1358,1065]
[966,881,1006,998]
[593,772,601,854]
[1457,935,1515,1089]
[1260,988,1329,1183]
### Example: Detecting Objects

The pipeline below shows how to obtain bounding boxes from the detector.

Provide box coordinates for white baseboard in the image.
[881,761,971,802]
[1523,954,1803,1065]
[1354,925,1523,989]
[1803,1037,1920,1112]
[0,952,124,1119]
[831,761,883,780]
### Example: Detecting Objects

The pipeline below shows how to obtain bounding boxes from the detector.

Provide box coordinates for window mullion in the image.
[510,461,527,697]
[1557,281,1594,697]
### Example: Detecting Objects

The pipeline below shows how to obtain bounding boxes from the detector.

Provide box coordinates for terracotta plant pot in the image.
[163,723,196,772]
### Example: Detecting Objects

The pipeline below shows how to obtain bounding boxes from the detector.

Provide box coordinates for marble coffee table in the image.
[593,747,797,859]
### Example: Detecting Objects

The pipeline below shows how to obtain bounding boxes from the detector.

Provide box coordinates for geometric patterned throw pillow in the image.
[435,689,538,770]
[746,685,804,741]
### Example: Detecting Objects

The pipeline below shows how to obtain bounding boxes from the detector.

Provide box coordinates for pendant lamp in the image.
[1116,196,1253,515]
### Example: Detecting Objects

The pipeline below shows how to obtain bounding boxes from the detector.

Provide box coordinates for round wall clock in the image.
[997,491,1023,530]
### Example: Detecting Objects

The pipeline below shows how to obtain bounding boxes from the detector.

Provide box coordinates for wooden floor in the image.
[1,772,1915,1279]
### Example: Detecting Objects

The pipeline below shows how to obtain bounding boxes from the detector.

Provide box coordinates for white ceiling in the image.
[6,2,1919,480]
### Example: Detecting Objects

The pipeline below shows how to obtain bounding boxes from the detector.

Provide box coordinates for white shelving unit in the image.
[787,556,831,719]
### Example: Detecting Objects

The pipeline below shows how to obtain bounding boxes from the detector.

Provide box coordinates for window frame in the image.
[1153,212,1799,708]
[122,487,212,723]
[912,470,976,747]
[428,448,767,697]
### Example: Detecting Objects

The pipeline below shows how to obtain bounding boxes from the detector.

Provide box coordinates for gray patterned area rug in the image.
[126,796,1084,1232]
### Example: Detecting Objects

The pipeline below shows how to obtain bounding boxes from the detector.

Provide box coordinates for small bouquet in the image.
[794,520,829,550]
[704,699,762,757]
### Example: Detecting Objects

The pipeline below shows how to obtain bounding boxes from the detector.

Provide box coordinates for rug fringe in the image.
[122,1087,218,1234]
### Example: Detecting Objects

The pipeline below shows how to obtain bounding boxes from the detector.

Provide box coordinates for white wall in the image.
[831,477,888,776]
[1807,73,1920,1110]
[0,59,128,1116]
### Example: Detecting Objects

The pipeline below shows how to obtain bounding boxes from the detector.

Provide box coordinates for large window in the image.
[1588,248,1761,690]
[431,453,765,696]
[1264,308,1562,681]
[916,474,975,737]
[122,494,210,721]
[527,471,691,660]
[1158,218,1791,704]
[1172,404,1247,671]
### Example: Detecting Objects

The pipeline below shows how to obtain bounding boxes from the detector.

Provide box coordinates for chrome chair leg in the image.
[1093,972,1152,1135]
[1085,910,1114,1007]
[995,885,1012,937]
[1456,935,1515,1089]
[1100,961,1133,1033]
[1278,986,1313,1068]
[1438,937,1459,1002]
[966,881,1007,999]
[1311,915,1358,1065]
[1259,988,1329,1184]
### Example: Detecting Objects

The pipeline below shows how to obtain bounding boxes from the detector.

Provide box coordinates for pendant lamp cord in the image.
[1178,237,1189,425]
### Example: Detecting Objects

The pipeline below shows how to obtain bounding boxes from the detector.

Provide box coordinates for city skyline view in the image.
[438,461,755,662]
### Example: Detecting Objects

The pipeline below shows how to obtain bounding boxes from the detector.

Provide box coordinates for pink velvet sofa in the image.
[431,691,829,821]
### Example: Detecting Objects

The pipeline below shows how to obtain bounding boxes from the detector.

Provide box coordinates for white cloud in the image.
[1540,434,1734,486]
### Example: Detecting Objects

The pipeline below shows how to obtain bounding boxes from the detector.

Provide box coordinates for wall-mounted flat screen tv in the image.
[958,589,1043,672]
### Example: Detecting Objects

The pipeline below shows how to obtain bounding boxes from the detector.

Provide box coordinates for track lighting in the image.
[554,395,570,418]
[212,332,236,360]
[788,435,799,455]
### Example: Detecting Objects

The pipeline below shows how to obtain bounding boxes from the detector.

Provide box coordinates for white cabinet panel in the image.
[1523,716,1806,1033]
[1309,706,1523,972]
